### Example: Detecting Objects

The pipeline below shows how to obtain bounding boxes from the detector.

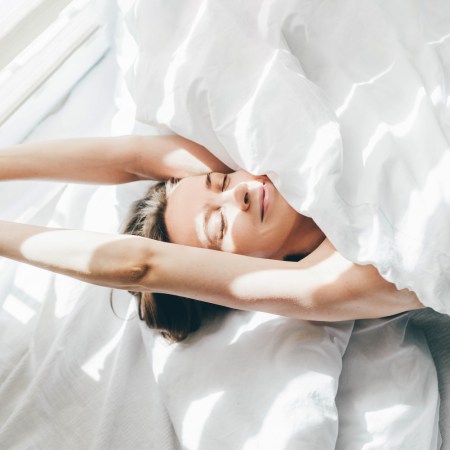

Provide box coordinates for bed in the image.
[0,0,449,448]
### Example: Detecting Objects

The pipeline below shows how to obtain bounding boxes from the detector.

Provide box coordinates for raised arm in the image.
[0,221,423,321]
[0,135,231,184]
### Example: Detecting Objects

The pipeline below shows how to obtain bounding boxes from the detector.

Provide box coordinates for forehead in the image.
[165,175,209,248]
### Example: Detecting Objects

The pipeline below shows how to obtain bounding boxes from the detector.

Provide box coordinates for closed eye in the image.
[220,209,227,240]
[221,174,228,192]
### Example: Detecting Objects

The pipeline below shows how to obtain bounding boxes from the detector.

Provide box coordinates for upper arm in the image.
[129,135,232,181]
[138,238,423,321]
[297,239,424,319]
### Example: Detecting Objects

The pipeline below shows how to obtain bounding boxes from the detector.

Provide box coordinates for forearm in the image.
[0,221,319,318]
[146,239,424,320]
[0,134,231,184]
[0,221,152,290]
[0,136,139,184]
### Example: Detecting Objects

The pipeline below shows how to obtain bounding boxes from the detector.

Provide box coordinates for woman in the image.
[123,169,326,341]
[0,134,423,339]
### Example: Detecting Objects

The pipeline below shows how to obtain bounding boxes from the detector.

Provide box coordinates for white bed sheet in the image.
[0,4,442,449]
[0,51,177,449]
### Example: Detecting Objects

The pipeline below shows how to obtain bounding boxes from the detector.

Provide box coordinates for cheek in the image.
[222,225,257,255]
[223,209,288,256]
[223,228,277,257]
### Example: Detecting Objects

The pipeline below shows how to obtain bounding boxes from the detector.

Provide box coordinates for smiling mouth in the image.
[260,183,265,222]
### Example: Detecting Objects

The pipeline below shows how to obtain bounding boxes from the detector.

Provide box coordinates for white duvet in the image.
[127,0,450,314]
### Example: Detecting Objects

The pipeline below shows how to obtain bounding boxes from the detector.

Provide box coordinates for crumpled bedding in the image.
[126,0,450,314]
[0,3,443,448]
[336,316,441,449]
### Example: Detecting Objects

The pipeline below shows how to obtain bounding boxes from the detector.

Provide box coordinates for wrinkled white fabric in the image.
[127,0,450,314]
[0,3,443,449]
[336,316,441,449]
[141,313,353,450]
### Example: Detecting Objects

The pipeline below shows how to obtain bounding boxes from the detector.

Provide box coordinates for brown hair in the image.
[122,179,228,343]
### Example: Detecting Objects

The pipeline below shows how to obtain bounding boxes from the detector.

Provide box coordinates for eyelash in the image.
[220,175,228,239]
[219,210,226,241]
[221,174,228,192]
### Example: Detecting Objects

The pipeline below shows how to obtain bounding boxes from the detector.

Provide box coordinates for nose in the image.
[222,182,250,211]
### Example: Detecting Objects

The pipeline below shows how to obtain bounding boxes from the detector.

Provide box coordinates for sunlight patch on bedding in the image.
[390,88,426,137]
[54,275,86,318]
[111,0,137,136]
[110,95,136,136]
[81,313,129,382]
[362,123,389,165]
[229,312,277,345]
[306,122,340,167]
[428,32,450,46]
[116,0,136,14]
[182,391,225,448]
[365,405,410,436]
[3,293,36,324]
[335,62,395,117]
[14,264,50,303]
[234,51,278,146]
[301,122,340,209]
[152,333,177,382]
[400,151,450,271]
[243,375,335,450]
[430,85,443,106]
[156,0,207,124]
[362,88,426,164]
[83,186,120,232]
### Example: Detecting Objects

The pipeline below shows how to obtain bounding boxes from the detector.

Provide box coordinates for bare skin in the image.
[0,135,424,320]
[0,221,422,321]
[165,170,325,258]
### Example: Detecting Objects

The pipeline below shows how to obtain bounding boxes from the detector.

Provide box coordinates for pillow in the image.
[336,316,440,449]
[141,312,354,450]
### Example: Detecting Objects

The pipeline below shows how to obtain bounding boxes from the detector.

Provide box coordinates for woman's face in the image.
[165,170,302,259]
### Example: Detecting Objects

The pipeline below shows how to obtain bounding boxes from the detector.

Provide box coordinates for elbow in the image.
[88,235,157,291]
[119,243,156,291]
[88,261,152,292]
[120,238,164,292]
[122,263,151,290]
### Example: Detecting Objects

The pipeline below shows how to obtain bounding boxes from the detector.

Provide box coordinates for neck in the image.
[273,215,325,260]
